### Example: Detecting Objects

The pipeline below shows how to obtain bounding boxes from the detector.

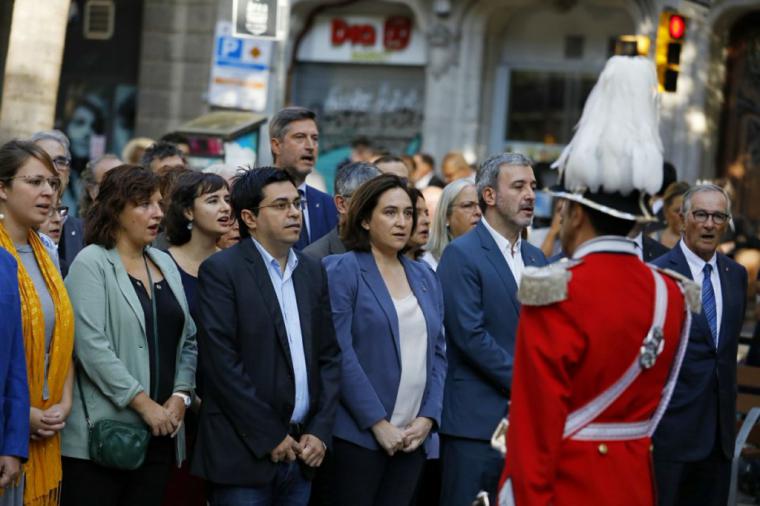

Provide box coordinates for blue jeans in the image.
[209,462,311,506]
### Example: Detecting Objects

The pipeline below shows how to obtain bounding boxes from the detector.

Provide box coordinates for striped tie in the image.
[702,263,718,346]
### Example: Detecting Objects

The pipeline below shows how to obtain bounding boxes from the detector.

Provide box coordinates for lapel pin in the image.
[316,203,320,208]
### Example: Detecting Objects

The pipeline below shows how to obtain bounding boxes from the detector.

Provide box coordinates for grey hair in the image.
[269,107,316,141]
[681,183,732,218]
[334,161,381,196]
[476,152,533,211]
[202,163,248,182]
[82,154,121,186]
[30,129,71,158]
[426,179,476,261]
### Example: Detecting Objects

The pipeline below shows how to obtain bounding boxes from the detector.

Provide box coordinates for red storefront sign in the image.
[331,16,412,51]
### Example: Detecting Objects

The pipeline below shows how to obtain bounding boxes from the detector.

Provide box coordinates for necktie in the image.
[702,263,718,345]
[296,189,310,249]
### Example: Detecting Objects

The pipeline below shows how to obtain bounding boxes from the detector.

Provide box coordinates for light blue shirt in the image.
[251,237,310,422]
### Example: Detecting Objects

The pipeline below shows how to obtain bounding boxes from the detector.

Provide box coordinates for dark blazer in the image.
[0,249,29,460]
[295,185,338,250]
[192,239,342,486]
[437,221,547,440]
[323,251,447,453]
[652,242,747,460]
[58,216,84,276]
[303,226,346,261]
[643,235,670,262]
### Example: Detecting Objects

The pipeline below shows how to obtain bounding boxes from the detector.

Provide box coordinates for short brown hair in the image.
[341,174,417,252]
[85,165,160,248]
[0,139,57,184]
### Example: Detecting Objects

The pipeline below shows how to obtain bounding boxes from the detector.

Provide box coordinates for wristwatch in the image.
[172,391,192,407]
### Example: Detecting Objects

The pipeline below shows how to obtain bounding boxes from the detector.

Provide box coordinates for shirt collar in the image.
[679,240,717,274]
[572,235,639,259]
[481,217,521,256]
[298,182,307,194]
[251,237,298,277]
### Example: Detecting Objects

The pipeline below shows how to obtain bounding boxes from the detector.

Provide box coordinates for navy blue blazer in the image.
[0,248,30,460]
[437,221,547,440]
[323,251,447,453]
[652,242,747,461]
[295,185,338,250]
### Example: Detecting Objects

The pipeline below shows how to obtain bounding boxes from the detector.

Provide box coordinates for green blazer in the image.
[61,245,197,463]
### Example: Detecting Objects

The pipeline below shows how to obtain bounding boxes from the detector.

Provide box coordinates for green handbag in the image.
[75,253,161,471]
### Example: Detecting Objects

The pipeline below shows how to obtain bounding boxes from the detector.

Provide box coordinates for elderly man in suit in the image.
[436,152,547,506]
[192,167,342,506]
[652,184,748,506]
[270,107,338,250]
[303,161,380,261]
[0,248,29,491]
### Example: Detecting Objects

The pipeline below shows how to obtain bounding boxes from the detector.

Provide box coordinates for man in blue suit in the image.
[437,153,547,506]
[0,248,29,489]
[652,184,747,506]
[270,107,338,250]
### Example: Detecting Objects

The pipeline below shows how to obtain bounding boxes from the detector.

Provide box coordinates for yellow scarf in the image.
[0,223,74,506]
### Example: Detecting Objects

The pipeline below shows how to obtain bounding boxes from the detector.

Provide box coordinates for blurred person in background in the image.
[270,107,338,250]
[0,248,29,503]
[37,203,67,248]
[61,165,197,506]
[653,181,691,249]
[324,175,446,506]
[405,188,431,261]
[141,142,187,176]
[0,140,75,506]
[304,162,381,261]
[159,133,190,156]
[441,152,475,184]
[422,179,482,270]
[412,153,444,190]
[350,137,375,163]
[161,171,231,506]
[78,154,122,218]
[31,131,85,272]
[375,155,411,179]
[421,186,443,221]
[122,138,154,166]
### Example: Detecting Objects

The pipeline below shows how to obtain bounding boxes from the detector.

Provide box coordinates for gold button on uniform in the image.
[598,444,608,455]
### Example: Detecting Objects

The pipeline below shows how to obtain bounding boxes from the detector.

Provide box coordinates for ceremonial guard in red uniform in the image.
[496,56,700,506]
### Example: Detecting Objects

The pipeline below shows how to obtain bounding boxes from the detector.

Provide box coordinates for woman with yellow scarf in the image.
[0,140,75,506]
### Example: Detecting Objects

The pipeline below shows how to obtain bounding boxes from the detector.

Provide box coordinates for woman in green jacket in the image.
[60,165,197,506]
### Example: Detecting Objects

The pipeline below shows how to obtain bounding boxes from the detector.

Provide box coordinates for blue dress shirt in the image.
[251,238,310,422]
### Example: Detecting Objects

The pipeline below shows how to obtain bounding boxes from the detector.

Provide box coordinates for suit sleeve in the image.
[1,272,30,460]
[324,255,387,430]
[305,264,342,447]
[197,259,287,458]
[503,302,585,505]
[417,271,447,427]
[438,243,514,391]
[65,254,143,408]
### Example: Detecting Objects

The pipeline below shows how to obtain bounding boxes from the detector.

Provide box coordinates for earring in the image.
[0,212,4,220]
[187,221,193,231]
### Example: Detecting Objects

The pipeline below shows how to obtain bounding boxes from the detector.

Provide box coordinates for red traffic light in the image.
[668,15,686,40]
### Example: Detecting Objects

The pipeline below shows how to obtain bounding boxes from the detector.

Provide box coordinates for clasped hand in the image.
[30,403,70,440]
[372,418,433,456]
[270,433,326,467]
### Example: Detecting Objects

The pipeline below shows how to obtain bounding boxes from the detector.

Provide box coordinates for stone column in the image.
[0,0,70,141]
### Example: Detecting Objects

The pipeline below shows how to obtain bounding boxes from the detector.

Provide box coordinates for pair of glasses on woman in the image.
[8,175,63,192]
[48,206,69,220]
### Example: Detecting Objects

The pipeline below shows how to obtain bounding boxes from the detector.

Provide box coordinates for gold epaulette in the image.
[653,267,702,314]
[518,259,581,306]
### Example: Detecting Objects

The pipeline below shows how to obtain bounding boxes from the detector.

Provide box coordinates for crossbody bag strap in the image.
[75,366,93,429]
[143,251,160,401]
[563,268,668,439]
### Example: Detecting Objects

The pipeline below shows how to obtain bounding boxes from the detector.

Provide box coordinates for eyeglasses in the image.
[48,206,69,219]
[452,201,480,213]
[6,175,62,192]
[256,198,306,212]
[691,210,729,225]
[52,156,72,169]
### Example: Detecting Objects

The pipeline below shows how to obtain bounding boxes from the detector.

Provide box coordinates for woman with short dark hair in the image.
[61,165,197,506]
[325,174,447,506]
[0,139,74,506]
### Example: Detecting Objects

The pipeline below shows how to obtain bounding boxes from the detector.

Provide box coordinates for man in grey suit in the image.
[303,162,380,261]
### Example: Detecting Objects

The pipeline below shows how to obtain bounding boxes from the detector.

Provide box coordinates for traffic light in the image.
[655,11,687,92]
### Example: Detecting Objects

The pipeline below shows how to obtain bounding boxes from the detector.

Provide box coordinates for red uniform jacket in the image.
[500,244,688,506]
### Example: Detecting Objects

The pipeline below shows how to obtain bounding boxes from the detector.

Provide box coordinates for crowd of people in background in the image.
[0,101,755,506]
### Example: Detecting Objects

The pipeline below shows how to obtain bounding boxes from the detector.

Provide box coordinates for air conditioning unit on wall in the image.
[84,0,115,40]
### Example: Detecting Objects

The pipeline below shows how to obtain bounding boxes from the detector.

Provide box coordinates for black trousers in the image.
[438,435,503,506]
[654,438,731,506]
[332,437,425,506]
[61,438,173,506]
